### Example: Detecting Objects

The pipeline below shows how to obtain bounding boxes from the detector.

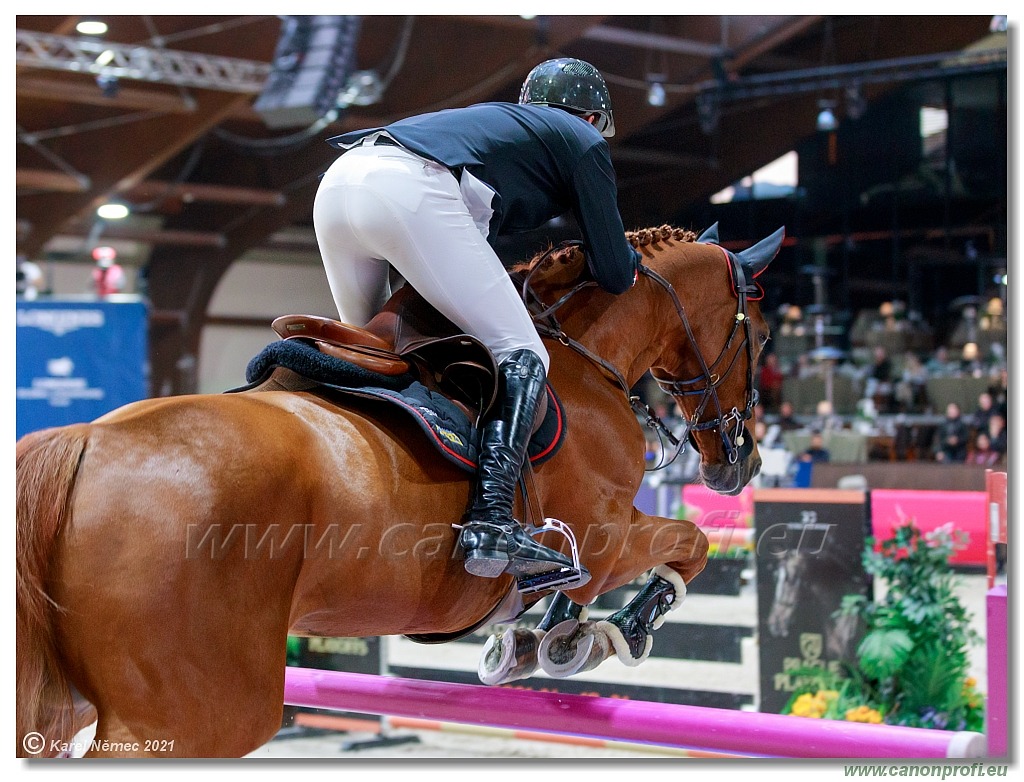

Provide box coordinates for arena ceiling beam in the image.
[17,88,250,258]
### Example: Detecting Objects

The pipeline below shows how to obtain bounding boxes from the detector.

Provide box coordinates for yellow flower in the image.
[845,705,884,724]
[790,693,826,718]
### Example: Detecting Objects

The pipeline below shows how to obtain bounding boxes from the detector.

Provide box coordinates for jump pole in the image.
[283,668,986,758]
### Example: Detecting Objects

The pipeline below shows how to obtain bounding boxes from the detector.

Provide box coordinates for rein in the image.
[520,241,759,468]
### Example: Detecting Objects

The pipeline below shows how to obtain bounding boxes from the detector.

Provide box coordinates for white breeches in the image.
[312,143,549,370]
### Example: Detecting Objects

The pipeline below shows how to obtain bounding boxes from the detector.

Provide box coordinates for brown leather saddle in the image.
[271,286,501,423]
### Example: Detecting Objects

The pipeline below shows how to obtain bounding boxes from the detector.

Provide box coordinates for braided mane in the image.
[511,225,698,284]
[509,224,700,294]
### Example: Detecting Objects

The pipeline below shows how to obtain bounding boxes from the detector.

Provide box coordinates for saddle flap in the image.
[405,335,499,416]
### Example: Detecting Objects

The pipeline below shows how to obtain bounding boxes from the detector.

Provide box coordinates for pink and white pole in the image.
[283,668,985,758]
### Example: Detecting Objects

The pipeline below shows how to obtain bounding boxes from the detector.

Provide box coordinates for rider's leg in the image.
[313,150,393,326]
[459,348,576,577]
[313,143,572,578]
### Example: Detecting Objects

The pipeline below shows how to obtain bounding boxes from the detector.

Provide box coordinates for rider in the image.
[313,58,641,585]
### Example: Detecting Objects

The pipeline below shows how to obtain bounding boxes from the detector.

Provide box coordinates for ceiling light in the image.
[646,74,667,107]
[816,101,838,132]
[76,20,108,36]
[97,203,129,220]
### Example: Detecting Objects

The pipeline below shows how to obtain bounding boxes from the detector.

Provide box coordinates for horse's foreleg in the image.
[538,507,709,675]
[595,566,686,666]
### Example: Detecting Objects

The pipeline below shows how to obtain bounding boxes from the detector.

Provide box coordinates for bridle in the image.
[520,241,761,468]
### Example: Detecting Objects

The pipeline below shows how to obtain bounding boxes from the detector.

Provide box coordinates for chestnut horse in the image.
[16,224,780,757]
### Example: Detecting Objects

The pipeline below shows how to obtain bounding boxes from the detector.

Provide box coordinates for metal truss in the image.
[16,29,271,94]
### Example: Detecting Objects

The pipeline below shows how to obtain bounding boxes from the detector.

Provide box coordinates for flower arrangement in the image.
[782,520,984,732]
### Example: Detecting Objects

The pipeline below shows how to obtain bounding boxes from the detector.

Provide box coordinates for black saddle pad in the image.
[230,339,566,472]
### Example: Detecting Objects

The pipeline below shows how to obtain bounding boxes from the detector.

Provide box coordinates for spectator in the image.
[758,353,785,412]
[894,351,928,412]
[987,414,1007,459]
[925,345,956,376]
[988,368,1008,417]
[865,346,895,411]
[967,432,1001,467]
[812,399,842,432]
[933,402,970,462]
[92,250,126,298]
[960,342,984,378]
[800,431,831,463]
[971,392,996,433]
[754,418,784,450]
[776,400,801,432]
[16,255,44,300]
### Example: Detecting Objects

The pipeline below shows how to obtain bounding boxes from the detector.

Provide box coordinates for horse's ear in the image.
[738,226,785,278]
[697,222,720,244]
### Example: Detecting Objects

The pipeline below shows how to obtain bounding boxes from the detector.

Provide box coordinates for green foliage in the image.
[857,628,914,680]
[835,520,984,732]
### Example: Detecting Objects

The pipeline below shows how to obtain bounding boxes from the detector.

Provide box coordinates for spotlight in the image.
[76,19,108,36]
[816,101,838,132]
[646,74,667,107]
[97,202,130,220]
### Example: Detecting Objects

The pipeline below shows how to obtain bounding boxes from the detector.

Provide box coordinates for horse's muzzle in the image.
[700,452,761,496]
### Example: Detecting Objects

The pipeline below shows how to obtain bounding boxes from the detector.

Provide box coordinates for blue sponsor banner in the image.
[16,299,149,438]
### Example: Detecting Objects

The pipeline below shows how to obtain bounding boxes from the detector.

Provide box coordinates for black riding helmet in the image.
[518,58,616,138]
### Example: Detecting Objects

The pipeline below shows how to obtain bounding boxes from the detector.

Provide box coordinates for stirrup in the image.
[515,518,590,595]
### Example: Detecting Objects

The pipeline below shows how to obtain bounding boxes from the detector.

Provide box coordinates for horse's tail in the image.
[16,426,88,757]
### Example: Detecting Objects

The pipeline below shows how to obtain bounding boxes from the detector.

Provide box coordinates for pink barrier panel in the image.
[682,484,753,555]
[986,585,1008,757]
[870,490,987,567]
[283,668,985,758]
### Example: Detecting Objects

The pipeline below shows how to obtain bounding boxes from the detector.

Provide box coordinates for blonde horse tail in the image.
[16,426,88,757]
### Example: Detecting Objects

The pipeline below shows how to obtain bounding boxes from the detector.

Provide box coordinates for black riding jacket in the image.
[328,102,640,294]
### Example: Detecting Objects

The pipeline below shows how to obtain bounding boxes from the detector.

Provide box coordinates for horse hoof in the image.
[478,627,542,685]
[537,619,607,678]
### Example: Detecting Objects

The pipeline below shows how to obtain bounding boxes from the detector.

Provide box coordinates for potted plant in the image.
[782,520,984,732]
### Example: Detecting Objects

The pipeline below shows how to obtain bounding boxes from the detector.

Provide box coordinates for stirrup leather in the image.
[516,518,590,595]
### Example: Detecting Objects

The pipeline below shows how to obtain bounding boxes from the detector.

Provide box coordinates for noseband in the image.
[520,242,760,466]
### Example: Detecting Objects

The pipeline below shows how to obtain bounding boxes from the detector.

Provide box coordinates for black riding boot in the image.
[460,349,576,578]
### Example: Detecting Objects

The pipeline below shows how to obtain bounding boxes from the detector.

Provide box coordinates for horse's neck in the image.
[549,267,674,391]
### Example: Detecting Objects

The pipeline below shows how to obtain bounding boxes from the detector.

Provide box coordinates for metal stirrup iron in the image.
[516,518,590,595]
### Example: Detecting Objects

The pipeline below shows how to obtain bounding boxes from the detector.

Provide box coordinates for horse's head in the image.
[642,223,783,496]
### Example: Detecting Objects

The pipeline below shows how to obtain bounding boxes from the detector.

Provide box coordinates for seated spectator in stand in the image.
[812,399,842,432]
[933,402,970,462]
[925,345,956,376]
[776,400,801,432]
[967,432,1001,467]
[988,367,1008,417]
[800,431,831,463]
[865,346,895,412]
[971,392,996,434]
[754,418,784,450]
[894,351,928,412]
[758,352,785,412]
[987,414,1007,460]
[959,342,984,377]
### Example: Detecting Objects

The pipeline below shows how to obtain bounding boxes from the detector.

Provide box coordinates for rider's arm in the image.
[570,142,642,294]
